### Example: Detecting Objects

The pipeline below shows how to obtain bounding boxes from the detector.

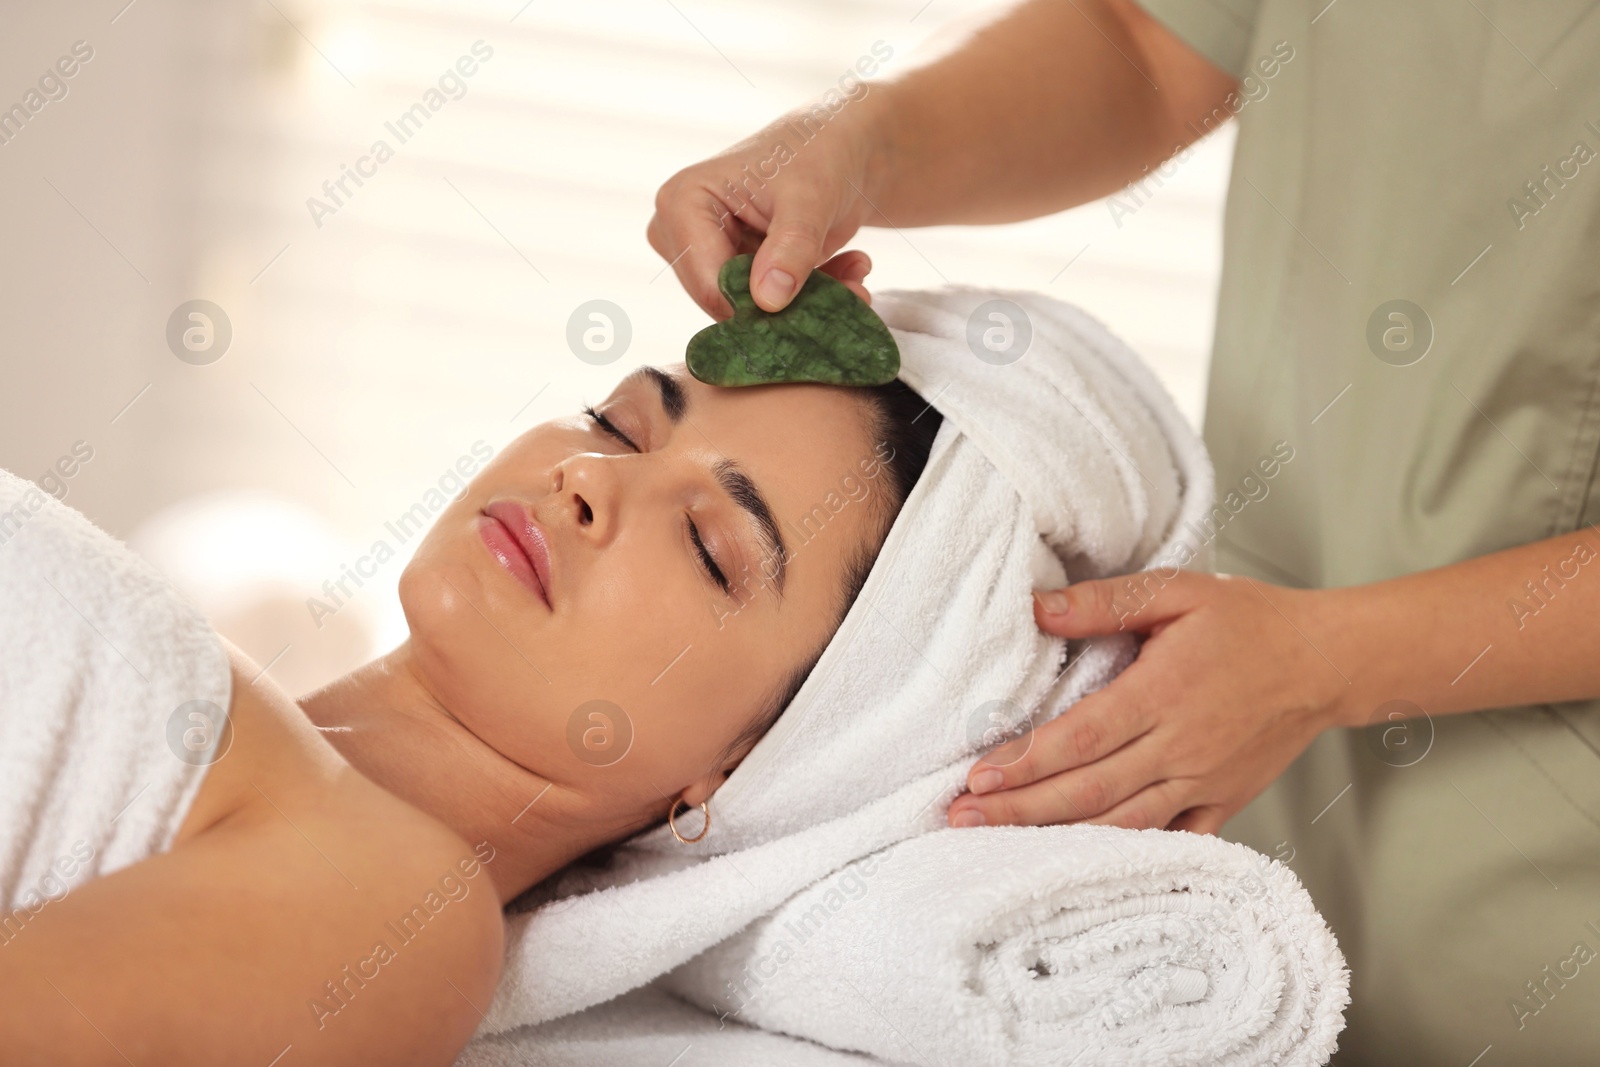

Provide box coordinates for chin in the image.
[398,550,490,685]
[396,549,554,761]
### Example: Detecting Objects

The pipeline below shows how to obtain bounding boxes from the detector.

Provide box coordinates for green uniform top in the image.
[1130,1,1600,1063]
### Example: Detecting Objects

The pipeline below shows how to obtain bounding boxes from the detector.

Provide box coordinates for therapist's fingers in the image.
[950,737,1164,828]
[1080,779,1193,831]
[735,221,879,301]
[647,175,872,318]
[1033,569,1212,639]
[1166,805,1227,835]
[817,249,873,306]
[746,181,856,312]
[967,572,1343,834]
[966,680,1155,797]
[649,100,885,318]
[646,183,747,320]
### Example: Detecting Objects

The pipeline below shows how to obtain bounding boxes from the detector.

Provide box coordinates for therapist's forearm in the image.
[858,0,1238,226]
[1321,526,1600,727]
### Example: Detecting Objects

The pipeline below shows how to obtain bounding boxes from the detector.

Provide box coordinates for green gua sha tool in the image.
[686,254,900,387]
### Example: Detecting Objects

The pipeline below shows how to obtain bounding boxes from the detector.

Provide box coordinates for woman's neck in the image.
[297,643,616,905]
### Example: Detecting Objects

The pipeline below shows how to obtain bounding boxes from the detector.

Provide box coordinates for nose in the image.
[552,452,620,545]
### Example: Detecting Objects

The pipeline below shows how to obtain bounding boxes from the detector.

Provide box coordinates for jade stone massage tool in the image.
[686,254,900,388]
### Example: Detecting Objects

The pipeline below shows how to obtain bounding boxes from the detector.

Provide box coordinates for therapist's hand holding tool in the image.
[645,101,878,320]
[645,0,1234,324]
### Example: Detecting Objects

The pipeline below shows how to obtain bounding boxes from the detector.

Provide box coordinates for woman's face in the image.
[399,362,892,836]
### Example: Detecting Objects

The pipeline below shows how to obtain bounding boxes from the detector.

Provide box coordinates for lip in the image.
[478,501,553,608]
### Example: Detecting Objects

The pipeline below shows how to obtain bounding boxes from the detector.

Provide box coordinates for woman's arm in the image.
[948,525,1600,833]
[0,649,505,1066]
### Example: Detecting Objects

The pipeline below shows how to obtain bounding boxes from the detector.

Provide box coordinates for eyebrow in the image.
[640,365,687,421]
[711,458,788,596]
[634,366,789,596]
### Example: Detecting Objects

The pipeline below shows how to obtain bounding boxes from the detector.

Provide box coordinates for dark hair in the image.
[709,378,943,773]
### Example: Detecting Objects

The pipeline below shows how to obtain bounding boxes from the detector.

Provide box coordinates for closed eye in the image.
[581,404,733,596]
[582,405,638,451]
[687,516,731,593]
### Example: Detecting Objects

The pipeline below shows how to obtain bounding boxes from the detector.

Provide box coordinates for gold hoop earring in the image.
[668,798,710,844]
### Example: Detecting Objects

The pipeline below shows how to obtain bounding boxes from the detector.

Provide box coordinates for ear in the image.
[678,723,765,809]
[678,766,734,810]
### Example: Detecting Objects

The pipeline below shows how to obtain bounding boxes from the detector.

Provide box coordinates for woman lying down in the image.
[0,287,1347,1067]
[0,345,941,1062]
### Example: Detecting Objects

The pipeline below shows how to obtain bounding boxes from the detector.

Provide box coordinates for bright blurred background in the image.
[0,0,1233,696]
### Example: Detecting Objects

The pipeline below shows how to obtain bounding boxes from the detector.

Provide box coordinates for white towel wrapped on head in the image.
[465,287,1347,1066]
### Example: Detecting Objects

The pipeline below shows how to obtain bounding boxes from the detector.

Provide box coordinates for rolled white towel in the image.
[660,825,1350,1067]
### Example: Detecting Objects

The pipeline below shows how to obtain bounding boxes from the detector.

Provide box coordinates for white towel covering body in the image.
[0,468,234,932]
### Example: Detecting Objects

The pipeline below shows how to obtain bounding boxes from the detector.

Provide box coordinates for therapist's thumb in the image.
[749,192,835,312]
[1033,571,1194,637]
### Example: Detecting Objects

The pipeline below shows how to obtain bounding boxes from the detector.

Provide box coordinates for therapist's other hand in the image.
[947,571,1349,836]
[646,96,888,319]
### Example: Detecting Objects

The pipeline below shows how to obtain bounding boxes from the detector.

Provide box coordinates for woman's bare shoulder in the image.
[181,637,507,933]
[0,637,506,1066]
[172,637,358,844]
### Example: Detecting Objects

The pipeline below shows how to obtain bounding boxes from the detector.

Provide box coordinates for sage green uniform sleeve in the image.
[1131,2,1600,1064]
[1135,0,1262,81]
